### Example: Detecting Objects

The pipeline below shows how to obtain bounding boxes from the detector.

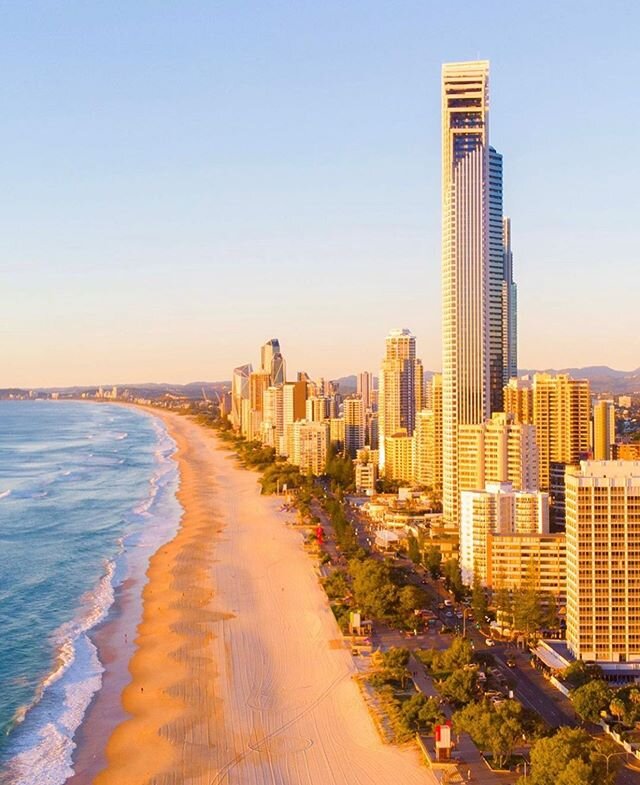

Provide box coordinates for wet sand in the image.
[86,410,433,784]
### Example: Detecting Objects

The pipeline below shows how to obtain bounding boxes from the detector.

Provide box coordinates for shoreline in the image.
[72,409,432,784]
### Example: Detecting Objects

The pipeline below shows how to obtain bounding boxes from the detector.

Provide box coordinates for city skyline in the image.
[2,2,640,387]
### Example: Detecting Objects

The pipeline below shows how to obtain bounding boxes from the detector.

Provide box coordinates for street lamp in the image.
[593,749,628,775]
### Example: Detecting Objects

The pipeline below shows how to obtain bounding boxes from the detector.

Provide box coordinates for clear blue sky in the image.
[2,0,638,386]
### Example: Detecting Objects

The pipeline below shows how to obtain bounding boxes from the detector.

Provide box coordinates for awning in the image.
[533,644,569,672]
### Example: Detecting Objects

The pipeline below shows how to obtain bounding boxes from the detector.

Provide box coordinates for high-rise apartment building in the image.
[249,371,271,414]
[344,397,365,458]
[460,482,554,589]
[282,381,307,457]
[566,461,640,668]
[504,377,533,424]
[357,372,373,411]
[305,396,329,422]
[442,61,516,527]
[412,406,442,491]
[291,420,329,476]
[378,329,418,471]
[383,430,414,484]
[458,412,539,494]
[532,373,591,491]
[262,385,284,448]
[593,400,616,460]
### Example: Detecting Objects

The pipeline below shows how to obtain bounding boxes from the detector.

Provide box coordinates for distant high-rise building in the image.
[305,396,329,422]
[378,329,418,471]
[532,373,591,491]
[566,461,640,669]
[262,385,284,448]
[249,371,271,414]
[384,430,414,484]
[593,400,616,460]
[292,420,329,476]
[282,381,307,457]
[357,372,373,410]
[261,338,286,386]
[504,377,533,424]
[343,397,365,458]
[231,363,252,431]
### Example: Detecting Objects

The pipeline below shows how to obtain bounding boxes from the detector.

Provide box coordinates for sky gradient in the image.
[2,1,639,387]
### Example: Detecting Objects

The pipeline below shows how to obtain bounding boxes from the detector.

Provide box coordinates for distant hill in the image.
[3,365,639,401]
[518,367,640,394]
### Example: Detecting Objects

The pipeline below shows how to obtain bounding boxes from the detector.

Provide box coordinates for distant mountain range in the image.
[2,366,639,401]
[517,367,640,394]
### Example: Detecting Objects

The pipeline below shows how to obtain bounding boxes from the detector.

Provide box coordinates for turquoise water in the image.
[0,401,179,784]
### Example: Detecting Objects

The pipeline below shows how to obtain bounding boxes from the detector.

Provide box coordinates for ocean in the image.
[0,400,180,784]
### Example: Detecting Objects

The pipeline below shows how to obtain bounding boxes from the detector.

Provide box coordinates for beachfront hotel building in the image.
[378,329,418,472]
[566,461,640,669]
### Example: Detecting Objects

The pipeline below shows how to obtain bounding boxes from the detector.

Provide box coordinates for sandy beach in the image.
[89,410,433,785]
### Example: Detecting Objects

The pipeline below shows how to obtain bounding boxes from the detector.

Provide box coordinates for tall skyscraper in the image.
[378,329,418,472]
[441,61,517,527]
[441,61,491,528]
[261,338,286,386]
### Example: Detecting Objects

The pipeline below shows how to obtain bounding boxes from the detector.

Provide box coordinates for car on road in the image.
[445,610,454,618]
[444,599,453,607]
[506,657,517,668]
[485,638,495,647]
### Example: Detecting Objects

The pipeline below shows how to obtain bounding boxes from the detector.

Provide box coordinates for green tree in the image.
[350,559,398,621]
[512,559,543,634]
[471,574,488,625]
[397,584,425,627]
[570,680,612,723]
[424,545,442,579]
[439,668,477,705]
[407,533,421,564]
[561,660,604,690]
[322,570,350,601]
[442,558,464,600]
[454,700,525,769]
[400,693,444,732]
[525,727,615,785]
[443,636,474,670]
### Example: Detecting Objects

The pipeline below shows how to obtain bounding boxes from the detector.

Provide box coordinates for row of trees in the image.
[368,648,445,742]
